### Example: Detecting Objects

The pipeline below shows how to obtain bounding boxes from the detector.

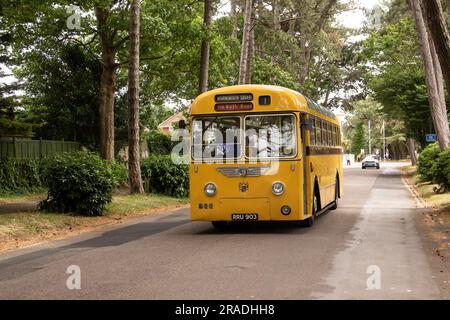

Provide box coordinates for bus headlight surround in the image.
[204,183,217,197]
[272,181,285,196]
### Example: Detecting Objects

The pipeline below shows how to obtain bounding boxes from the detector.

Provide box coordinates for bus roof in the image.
[190,85,337,122]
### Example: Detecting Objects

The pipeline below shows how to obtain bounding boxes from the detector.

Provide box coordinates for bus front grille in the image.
[216,166,271,177]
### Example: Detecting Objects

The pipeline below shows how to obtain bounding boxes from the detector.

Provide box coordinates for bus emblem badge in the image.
[238,168,248,176]
[239,182,249,193]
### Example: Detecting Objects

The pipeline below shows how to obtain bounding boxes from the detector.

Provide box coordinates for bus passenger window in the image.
[322,122,328,146]
[337,127,341,146]
[316,120,322,146]
[328,123,332,146]
[332,125,337,146]
[310,116,316,146]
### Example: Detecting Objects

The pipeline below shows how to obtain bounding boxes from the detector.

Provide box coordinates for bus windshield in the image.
[192,114,297,161]
[245,114,296,159]
[192,116,241,160]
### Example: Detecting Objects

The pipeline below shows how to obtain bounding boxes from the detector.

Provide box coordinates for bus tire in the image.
[299,192,318,228]
[211,221,228,229]
[301,215,314,228]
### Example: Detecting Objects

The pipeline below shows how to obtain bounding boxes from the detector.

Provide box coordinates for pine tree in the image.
[351,122,366,156]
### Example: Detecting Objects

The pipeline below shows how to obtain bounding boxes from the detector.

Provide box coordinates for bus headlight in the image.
[272,181,285,196]
[204,183,217,197]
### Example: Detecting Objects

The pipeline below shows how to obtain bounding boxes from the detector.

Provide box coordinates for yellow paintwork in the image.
[189,85,343,222]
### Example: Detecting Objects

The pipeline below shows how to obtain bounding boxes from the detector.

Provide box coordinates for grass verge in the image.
[0,193,189,253]
[0,190,47,204]
[401,166,450,210]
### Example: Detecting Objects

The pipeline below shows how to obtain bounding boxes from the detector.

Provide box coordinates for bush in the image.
[146,130,175,155]
[0,158,44,194]
[141,155,189,198]
[431,148,450,192]
[110,161,128,187]
[417,142,440,181]
[39,151,121,216]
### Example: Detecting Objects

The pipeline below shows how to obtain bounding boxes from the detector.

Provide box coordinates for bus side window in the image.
[337,127,341,146]
[329,123,332,146]
[331,124,336,147]
[335,126,338,146]
[310,116,316,146]
[316,120,322,146]
[323,122,328,146]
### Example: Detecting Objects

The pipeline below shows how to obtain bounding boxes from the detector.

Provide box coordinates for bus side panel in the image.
[307,153,342,211]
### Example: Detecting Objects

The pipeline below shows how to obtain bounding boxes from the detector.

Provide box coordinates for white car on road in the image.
[362,155,380,169]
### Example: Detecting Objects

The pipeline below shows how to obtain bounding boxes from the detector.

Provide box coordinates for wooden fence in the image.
[0,138,80,160]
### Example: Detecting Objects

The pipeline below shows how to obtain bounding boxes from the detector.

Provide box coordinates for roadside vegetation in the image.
[0,145,189,252]
[402,142,450,211]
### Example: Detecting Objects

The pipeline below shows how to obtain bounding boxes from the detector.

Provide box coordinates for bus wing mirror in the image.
[178,119,186,129]
[301,119,313,131]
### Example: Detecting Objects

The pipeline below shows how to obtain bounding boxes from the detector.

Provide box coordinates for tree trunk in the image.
[238,0,253,85]
[421,0,450,98]
[245,15,254,84]
[406,138,417,165]
[95,7,117,161]
[429,34,446,109]
[272,0,281,31]
[231,0,238,39]
[410,0,450,150]
[128,0,144,194]
[298,38,312,85]
[270,0,281,70]
[199,0,213,94]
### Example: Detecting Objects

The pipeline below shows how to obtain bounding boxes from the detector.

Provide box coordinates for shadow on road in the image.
[67,219,189,249]
[0,211,189,280]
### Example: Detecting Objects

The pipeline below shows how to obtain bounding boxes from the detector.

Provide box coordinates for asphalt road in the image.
[0,163,443,299]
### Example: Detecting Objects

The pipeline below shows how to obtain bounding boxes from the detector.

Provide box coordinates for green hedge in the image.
[141,155,189,198]
[146,130,175,155]
[431,148,450,192]
[417,143,440,181]
[39,151,126,216]
[418,143,450,192]
[0,158,44,194]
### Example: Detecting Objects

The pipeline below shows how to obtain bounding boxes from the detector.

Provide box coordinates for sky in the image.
[217,0,384,29]
[336,0,383,29]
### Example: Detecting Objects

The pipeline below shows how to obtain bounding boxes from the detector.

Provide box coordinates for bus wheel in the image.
[330,180,339,210]
[211,221,228,229]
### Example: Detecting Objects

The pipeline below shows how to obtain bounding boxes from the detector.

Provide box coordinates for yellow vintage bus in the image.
[188,85,343,228]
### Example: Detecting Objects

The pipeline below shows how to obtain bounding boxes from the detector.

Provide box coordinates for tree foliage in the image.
[362,18,436,147]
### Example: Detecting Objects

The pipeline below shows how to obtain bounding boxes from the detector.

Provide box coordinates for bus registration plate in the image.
[232,213,259,221]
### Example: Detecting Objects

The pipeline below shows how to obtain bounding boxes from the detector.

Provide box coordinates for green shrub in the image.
[141,155,189,198]
[0,158,44,194]
[39,151,121,216]
[146,130,175,155]
[417,142,440,181]
[431,148,450,192]
[110,161,128,187]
